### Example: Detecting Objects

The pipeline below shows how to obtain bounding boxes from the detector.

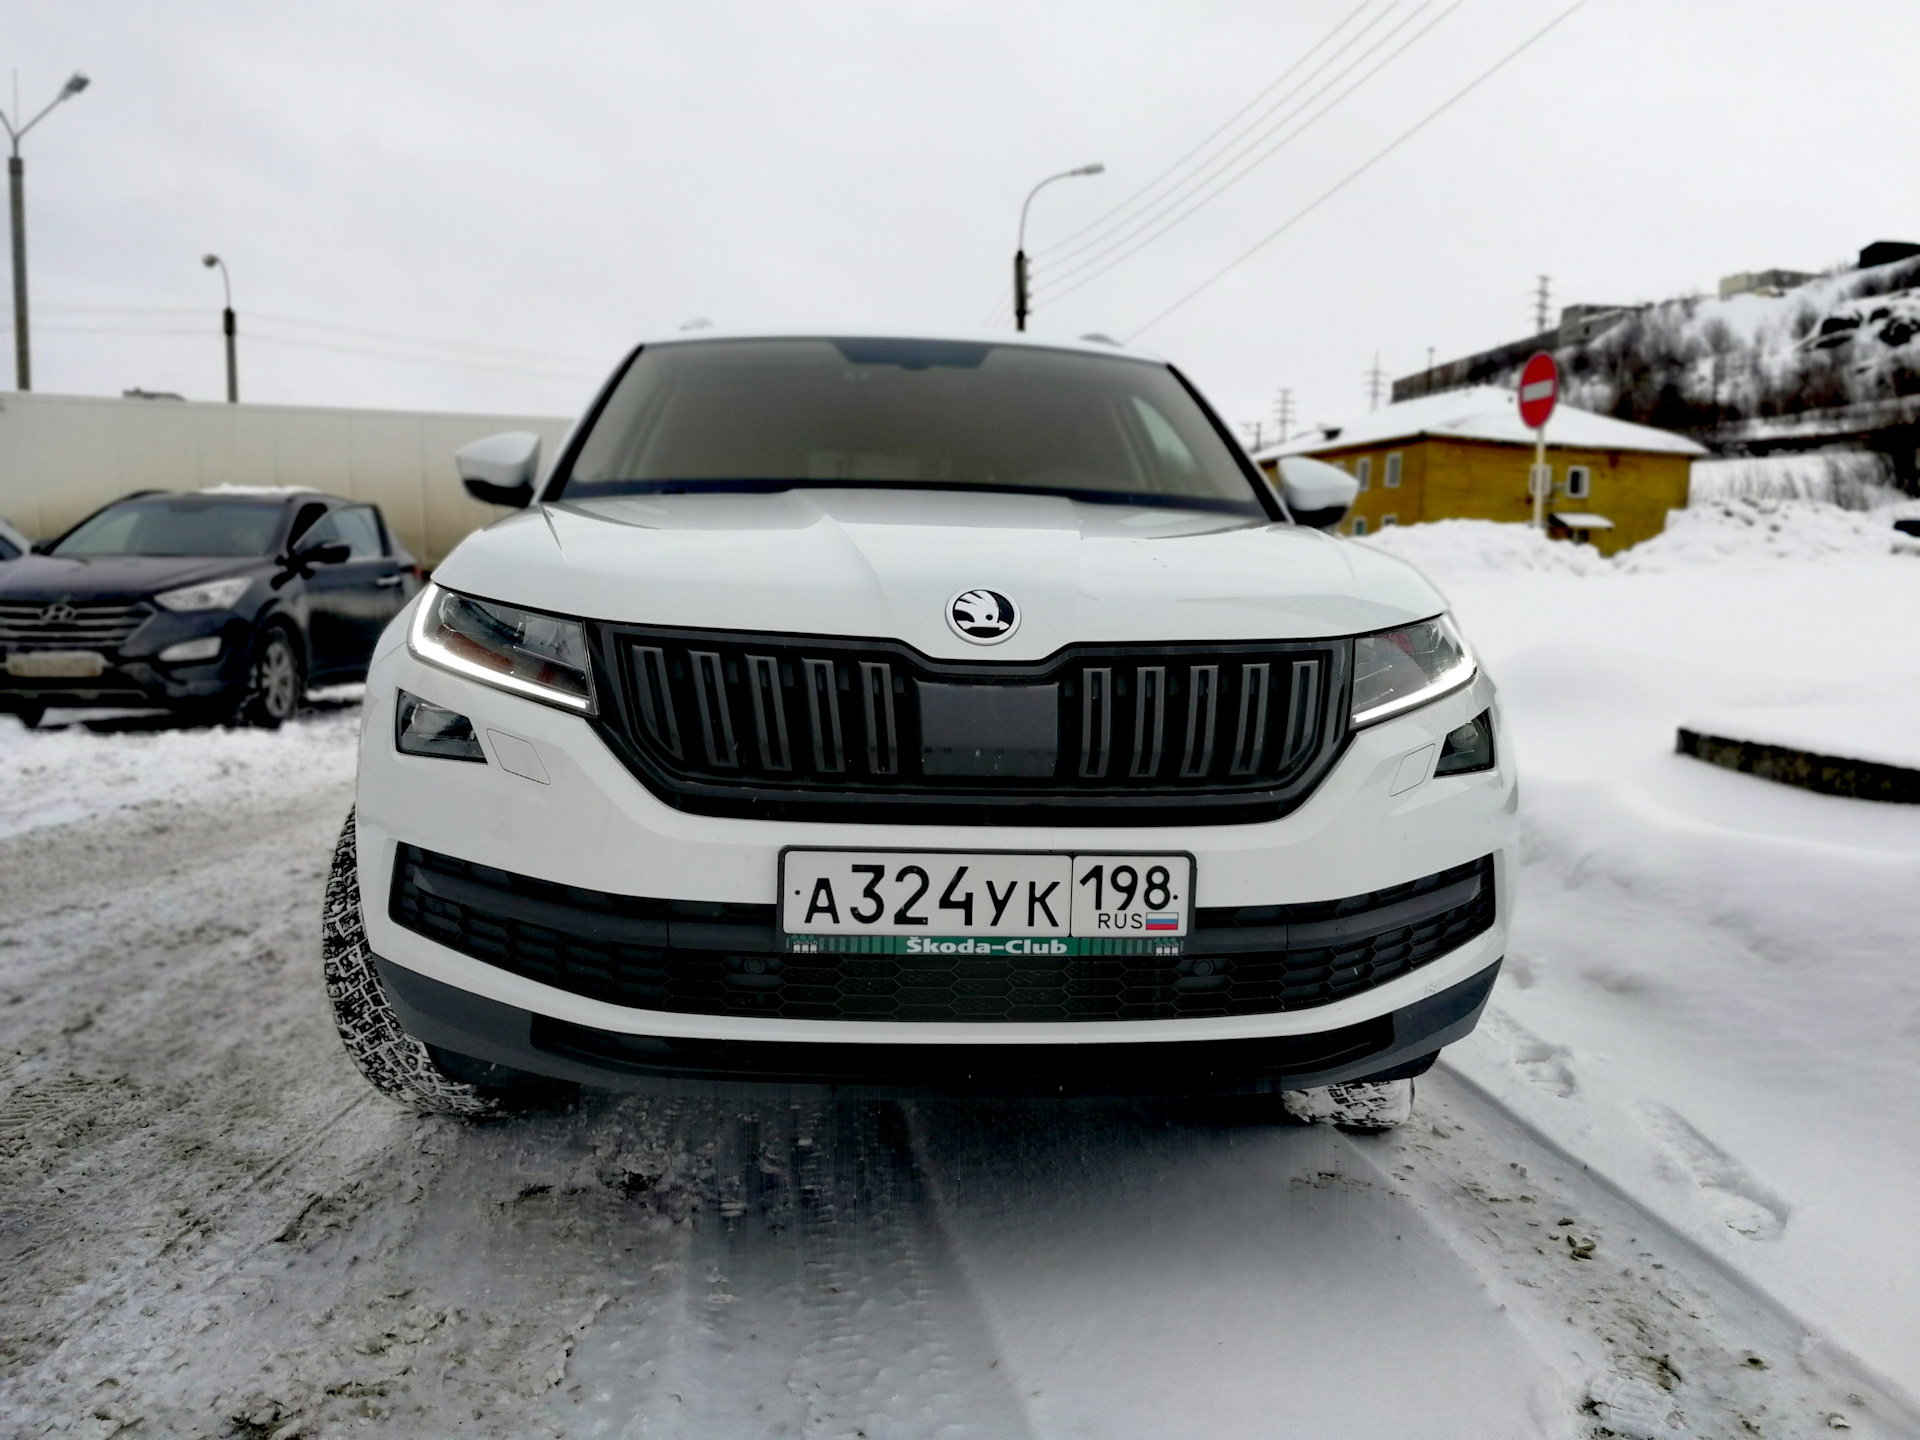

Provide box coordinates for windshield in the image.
[51,497,284,558]
[554,338,1269,516]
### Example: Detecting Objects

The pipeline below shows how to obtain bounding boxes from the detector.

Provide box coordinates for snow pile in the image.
[1358,502,1918,588]
[1355,518,1606,577]
[0,708,361,839]
[1617,497,1918,570]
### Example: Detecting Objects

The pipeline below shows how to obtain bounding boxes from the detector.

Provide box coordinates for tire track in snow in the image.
[1356,1066,1920,1439]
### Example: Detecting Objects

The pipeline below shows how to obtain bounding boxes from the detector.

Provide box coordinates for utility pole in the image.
[0,71,91,391]
[1533,274,1552,335]
[202,254,237,402]
[1014,163,1104,332]
[1364,354,1387,411]
[1273,387,1295,444]
[1240,420,1268,453]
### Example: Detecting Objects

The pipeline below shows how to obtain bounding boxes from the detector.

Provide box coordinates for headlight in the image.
[155,576,251,612]
[1351,615,1475,727]
[409,583,597,714]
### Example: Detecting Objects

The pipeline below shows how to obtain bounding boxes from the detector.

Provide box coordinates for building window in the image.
[1351,516,1368,536]
[1384,452,1402,488]
[1354,456,1371,490]
[1381,515,1398,527]
[1566,464,1591,500]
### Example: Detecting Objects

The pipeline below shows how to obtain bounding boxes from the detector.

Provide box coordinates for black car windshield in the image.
[51,497,285,558]
[554,338,1269,517]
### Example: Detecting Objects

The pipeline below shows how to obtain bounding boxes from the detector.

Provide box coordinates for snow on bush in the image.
[1688,451,1900,509]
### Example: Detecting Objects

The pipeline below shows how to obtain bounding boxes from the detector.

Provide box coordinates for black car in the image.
[0,488,420,729]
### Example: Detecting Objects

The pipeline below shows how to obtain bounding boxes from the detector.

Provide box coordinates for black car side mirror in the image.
[272,539,353,587]
[294,540,353,567]
[456,432,542,510]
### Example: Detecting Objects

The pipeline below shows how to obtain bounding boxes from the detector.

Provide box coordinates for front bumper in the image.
[0,615,253,710]
[357,623,1518,1065]
[378,950,1502,1098]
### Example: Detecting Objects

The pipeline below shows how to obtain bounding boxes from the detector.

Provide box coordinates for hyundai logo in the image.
[40,603,77,624]
[947,588,1019,644]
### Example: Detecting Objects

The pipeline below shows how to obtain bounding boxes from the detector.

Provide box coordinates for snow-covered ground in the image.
[2,502,1917,1438]
[1363,501,1920,1409]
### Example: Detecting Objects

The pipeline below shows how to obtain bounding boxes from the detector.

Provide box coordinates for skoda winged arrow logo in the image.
[947,588,1019,644]
[40,603,77,624]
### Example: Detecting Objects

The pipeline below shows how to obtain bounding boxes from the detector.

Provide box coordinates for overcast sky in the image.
[2,1,1914,439]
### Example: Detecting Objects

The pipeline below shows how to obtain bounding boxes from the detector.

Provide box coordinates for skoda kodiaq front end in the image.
[321,333,1513,1129]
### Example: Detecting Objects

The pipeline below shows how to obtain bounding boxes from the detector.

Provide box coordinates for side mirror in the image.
[295,540,353,567]
[272,539,352,588]
[456,431,541,509]
[1275,456,1360,530]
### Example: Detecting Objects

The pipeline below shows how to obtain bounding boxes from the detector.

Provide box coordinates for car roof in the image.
[627,327,1169,365]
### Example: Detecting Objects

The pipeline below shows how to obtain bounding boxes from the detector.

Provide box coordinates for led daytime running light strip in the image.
[407,583,597,715]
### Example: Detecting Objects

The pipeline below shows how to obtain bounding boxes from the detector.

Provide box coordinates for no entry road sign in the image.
[1518,352,1559,430]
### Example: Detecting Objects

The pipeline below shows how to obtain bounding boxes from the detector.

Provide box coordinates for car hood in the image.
[0,553,268,604]
[432,489,1449,659]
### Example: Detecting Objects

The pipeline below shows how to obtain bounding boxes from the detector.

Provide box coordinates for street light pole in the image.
[202,254,237,403]
[1014,163,1103,332]
[0,72,90,391]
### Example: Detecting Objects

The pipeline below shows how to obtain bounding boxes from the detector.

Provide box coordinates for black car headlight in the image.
[1350,615,1476,727]
[408,583,597,714]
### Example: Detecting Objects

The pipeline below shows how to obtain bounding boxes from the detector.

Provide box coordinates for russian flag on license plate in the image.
[1144,914,1179,931]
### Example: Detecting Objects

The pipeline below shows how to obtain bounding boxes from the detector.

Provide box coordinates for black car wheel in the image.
[12,703,45,731]
[241,626,303,729]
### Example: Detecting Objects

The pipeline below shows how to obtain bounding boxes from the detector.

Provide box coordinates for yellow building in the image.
[1256,386,1705,555]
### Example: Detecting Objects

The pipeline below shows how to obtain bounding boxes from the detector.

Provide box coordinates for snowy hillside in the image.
[1497,257,1920,451]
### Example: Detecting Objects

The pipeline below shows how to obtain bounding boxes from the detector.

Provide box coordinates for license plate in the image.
[5,650,105,678]
[779,850,1193,955]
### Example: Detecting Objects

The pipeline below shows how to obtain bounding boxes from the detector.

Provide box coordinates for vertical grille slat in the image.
[1130,666,1167,778]
[746,654,791,771]
[1229,663,1272,777]
[1281,658,1321,766]
[803,658,846,774]
[1179,664,1220,778]
[597,626,1349,823]
[690,651,739,768]
[1079,666,1112,778]
[859,661,898,776]
[630,645,683,760]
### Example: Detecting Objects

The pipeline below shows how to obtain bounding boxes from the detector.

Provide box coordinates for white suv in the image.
[322,333,1513,1127]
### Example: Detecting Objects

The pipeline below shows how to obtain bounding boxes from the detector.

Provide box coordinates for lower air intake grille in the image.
[390,847,1495,1024]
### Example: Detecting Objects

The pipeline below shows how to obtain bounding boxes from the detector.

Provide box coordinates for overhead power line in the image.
[1127,1,1589,341]
[1034,0,1460,308]
[1042,0,1378,262]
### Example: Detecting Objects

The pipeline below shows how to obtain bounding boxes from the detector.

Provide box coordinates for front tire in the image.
[241,626,303,729]
[322,810,566,1115]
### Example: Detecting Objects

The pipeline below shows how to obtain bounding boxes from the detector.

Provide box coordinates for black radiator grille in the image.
[589,624,1351,825]
[0,599,151,651]
[390,847,1494,1025]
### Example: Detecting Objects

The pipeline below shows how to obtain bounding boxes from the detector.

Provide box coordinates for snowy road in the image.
[2,700,1912,1438]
